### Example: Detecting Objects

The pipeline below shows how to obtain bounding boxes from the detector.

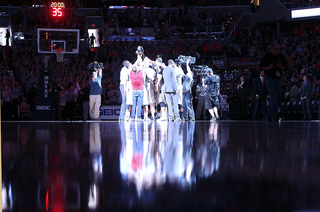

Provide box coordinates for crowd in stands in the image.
[3,0,319,9]
[9,3,235,41]
[13,4,79,39]
[110,5,234,28]
[219,22,320,118]
[281,0,320,8]
[3,3,320,120]
[1,0,251,7]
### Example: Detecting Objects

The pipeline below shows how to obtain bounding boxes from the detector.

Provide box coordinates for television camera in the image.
[175,55,196,65]
[88,61,104,71]
[192,65,217,83]
[193,65,212,76]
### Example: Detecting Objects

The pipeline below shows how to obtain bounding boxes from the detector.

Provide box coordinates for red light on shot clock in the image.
[52,8,63,17]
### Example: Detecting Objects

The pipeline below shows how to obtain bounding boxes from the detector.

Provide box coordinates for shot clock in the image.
[50,2,65,17]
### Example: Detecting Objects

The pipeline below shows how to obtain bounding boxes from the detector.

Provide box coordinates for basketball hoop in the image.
[54,48,66,62]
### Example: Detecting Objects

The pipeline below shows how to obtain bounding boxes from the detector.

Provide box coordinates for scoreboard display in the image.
[50,2,65,17]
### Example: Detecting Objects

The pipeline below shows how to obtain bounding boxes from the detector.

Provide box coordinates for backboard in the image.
[37,28,80,54]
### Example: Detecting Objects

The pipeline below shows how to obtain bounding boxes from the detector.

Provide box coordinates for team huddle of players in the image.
[119,46,221,122]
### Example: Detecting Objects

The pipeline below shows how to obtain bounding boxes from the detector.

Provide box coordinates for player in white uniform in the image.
[154,57,168,121]
[125,62,133,120]
[142,57,157,121]
[174,60,185,119]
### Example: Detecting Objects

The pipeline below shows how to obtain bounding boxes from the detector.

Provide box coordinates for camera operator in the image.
[203,68,220,121]
[89,62,103,120]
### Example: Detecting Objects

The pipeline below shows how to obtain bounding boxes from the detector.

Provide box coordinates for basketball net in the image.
[55,48,66,62]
